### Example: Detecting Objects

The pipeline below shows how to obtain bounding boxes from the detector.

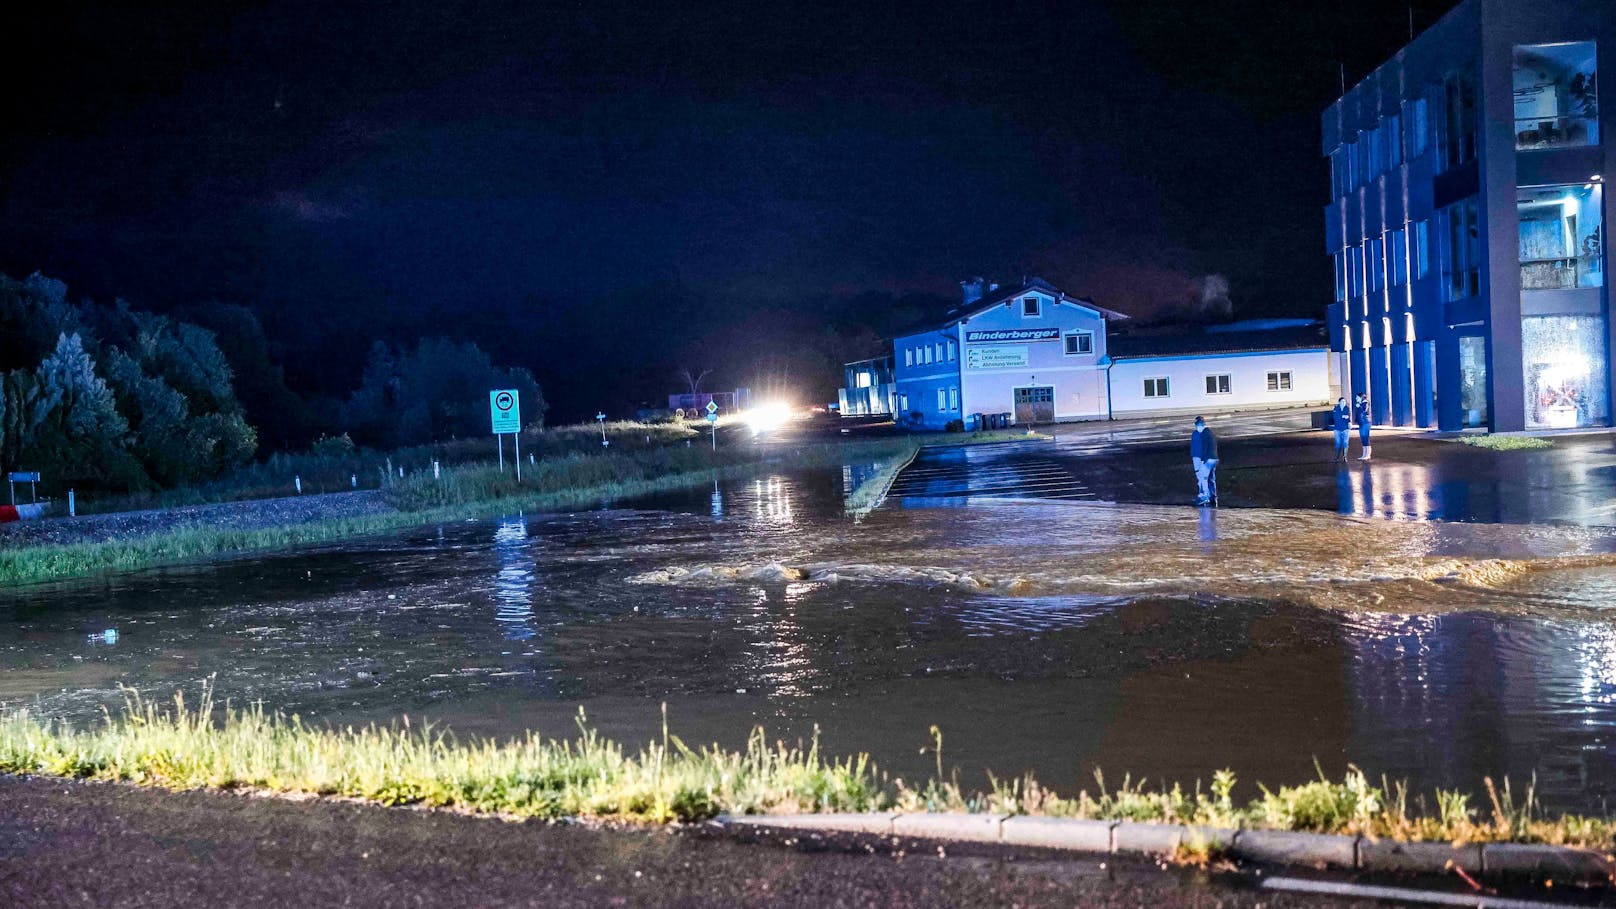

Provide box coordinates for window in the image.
[1385,111,1402,168]
[1442,71,1477,169]
[948,386,959,410]
[1205,374,1231,395]
[1409,97,1429,158]
[904,348,914,368]
[1330,147,1350,197]
[937,388,947,412]
[1390,228,1409,286]
[1347,245,1364,298]
[1513,43,1599,150]
[1143,377,1170,398]
[1333,251,1348,302]
[946,340,957,361]
[1266,371,1294,391]
[1022,296,1041,317]
[933,342,942,362]
[1441,197,1480,300]
[1343,140,1358,189]
[1518,183,1604,290]
[1365,125,1382,177]
[921,346,931,365]
[1063,332,1093,356]
[1414,220,1431,277]
[855,371,872,389]
[1369,236,1385,293]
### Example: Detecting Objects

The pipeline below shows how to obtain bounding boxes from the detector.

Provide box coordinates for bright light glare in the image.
[744,402,793,434]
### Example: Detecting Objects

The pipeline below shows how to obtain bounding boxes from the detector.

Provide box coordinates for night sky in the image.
[1,0,1457,421]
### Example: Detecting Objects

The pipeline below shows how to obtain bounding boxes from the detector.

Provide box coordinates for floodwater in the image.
[8,449,1616,813]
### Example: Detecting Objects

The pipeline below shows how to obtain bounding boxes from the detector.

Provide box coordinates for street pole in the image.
[514,432,522,481]
[498,434,505,471]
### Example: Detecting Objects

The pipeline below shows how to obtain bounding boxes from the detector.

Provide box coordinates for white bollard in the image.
[351,474,357,488]
[68,489,76,517]
[295,475,302,494]
[433,460,440,479]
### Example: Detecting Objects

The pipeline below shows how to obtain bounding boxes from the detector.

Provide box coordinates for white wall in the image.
[956,290,1111,422]
[1107,348,1332,418]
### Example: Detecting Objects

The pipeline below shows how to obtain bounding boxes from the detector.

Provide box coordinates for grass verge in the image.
[1459,435,1555,451]
[3,690,1613,847]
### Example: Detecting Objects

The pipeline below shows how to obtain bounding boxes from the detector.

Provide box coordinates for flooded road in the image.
[8,449,1616,813]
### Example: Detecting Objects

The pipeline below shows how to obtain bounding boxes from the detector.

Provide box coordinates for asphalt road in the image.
[0,775,1385,909]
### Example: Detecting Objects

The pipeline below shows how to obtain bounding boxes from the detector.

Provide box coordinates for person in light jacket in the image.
[1190,415,1219,506]
[1331,397,1352,461]
[1353,394,1373,461]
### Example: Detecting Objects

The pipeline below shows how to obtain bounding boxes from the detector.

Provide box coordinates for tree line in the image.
[0,272,545,492]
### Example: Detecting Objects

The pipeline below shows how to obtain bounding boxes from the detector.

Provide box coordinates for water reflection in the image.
[1343,610,1616,809]
[1337,462,1442,521]
[752,476,795,525]
[492,517,537,642]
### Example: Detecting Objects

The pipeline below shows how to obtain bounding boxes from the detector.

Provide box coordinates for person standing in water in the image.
[1190,415,1219,506]
[1331,396,1352,461]
[1354,393,1373,461]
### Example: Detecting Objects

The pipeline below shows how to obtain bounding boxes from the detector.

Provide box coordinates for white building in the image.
[1106,324,1335,419]
[863,278,1335,430]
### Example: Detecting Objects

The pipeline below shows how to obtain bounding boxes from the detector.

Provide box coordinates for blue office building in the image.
[1325,0,1613,431]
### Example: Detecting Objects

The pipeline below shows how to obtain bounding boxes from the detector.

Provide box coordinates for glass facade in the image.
[1518,183,1605,290]
[1513,42,1600,150]
[1458,336,1489,428]
[1442,197,1481,300]
[1523,315,1611,428]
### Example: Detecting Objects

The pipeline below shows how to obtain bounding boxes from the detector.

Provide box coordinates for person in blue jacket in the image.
[1353,393,1373,461]
[1190,415,1219,506]
[1331,397,1352,461]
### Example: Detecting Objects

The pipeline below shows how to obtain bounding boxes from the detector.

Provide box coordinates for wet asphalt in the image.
[895,425,1616,526]
[0,775,1393,909]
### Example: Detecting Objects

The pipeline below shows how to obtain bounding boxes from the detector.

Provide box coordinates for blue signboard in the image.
[964,328,1059,343]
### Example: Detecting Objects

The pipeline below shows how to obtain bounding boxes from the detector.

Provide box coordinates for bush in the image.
[1460,435,1553,451]
[310,433,356,457]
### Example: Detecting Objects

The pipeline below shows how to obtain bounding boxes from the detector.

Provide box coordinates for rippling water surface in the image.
[7,462,1616,812]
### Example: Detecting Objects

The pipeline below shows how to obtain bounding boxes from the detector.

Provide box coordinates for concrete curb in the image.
[716,814,1616,883]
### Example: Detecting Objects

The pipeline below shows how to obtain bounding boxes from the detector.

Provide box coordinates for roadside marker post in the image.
[596,412,609,448]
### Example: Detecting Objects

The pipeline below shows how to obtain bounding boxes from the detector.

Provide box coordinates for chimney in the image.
[960,277,987,305]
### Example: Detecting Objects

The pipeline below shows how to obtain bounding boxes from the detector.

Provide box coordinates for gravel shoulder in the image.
[0,775,1385,909]
[0,490,389,549]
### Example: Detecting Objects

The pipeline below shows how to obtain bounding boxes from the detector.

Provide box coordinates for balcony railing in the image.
[1515,115,1600,150]
[1521,255,1603,291]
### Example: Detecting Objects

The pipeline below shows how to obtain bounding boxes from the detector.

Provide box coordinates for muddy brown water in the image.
[7,459,1616,813]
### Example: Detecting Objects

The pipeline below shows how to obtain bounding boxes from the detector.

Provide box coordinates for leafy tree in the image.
[25,334,145,488]
[343,338,546,447]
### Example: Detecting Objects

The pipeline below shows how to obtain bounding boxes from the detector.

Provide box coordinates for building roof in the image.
[1107,322,1328,360]
[930,276,1129,330]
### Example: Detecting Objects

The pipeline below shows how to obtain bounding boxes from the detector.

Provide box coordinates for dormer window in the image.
[1022,296,1041,317]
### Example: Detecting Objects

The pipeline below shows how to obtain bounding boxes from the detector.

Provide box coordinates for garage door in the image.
[1013,386,1055,425]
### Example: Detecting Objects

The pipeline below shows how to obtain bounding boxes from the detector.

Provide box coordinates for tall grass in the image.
[74,420,705,515]
[4,689,1614,846]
